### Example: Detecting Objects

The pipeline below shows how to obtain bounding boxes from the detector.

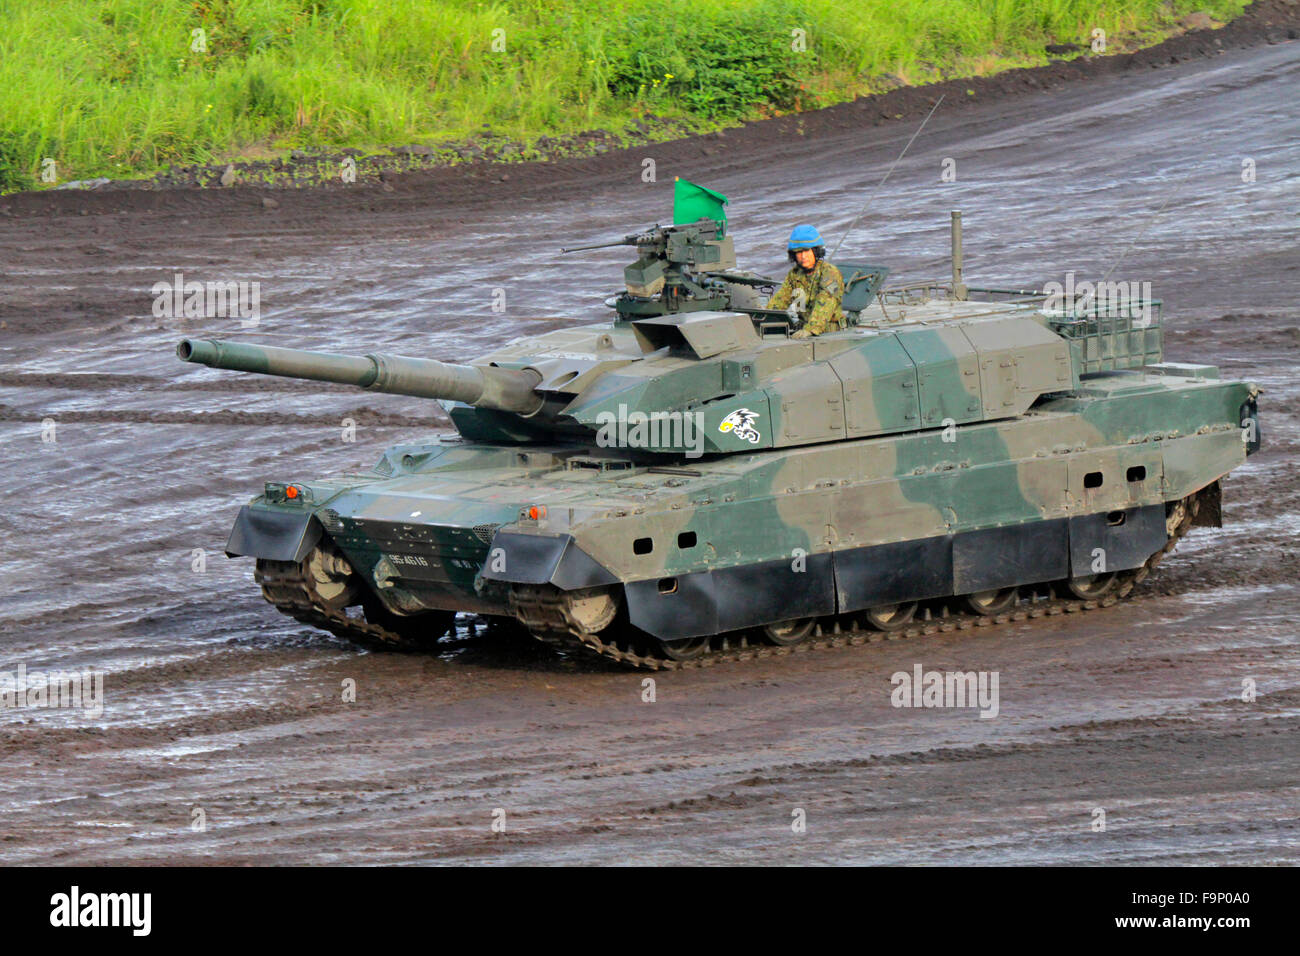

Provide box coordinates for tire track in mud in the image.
[0,27,1297,864]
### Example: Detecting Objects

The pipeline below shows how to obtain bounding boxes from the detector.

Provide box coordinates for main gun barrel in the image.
[177,339,543,415]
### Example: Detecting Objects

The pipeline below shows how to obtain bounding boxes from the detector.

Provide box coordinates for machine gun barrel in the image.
[561,218,725,255]
[176,339,543,415]
[560,238,636,253]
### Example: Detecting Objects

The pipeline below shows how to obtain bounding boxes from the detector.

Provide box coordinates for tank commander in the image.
[766,224,845,339]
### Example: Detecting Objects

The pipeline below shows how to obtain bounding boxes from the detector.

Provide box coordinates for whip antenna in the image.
[1075,164,1196,311]
[829,94,945,260]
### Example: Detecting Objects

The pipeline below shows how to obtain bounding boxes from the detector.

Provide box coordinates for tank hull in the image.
[229,368,1255,659]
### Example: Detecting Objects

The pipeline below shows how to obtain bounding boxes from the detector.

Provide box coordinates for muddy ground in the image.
[0,16,1297,864]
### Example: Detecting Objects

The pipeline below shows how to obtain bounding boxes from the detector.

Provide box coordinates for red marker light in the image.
[285,486,299,500]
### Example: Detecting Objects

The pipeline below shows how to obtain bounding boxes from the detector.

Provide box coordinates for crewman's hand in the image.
[791,328,812,339]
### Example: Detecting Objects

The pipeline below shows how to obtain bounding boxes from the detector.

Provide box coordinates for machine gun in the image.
[562,217,762,320]
[563,216,888,325]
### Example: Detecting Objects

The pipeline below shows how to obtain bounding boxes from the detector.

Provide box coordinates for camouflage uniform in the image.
[767,259,845,337]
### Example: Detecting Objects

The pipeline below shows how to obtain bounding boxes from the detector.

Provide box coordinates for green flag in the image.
[673,178,728,236]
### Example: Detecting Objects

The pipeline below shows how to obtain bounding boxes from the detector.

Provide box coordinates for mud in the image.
[1,17,1297,864]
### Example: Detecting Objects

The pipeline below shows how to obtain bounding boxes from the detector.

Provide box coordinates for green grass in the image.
[0,0,1249,191]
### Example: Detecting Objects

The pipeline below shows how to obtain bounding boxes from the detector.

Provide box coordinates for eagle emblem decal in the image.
[718,408,761,444]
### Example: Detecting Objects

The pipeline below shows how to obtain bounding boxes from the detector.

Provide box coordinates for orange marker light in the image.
[285,486,299,500]
[528,505,539,520]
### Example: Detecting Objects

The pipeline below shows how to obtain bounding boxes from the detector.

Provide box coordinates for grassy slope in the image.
[0,0,1248,190]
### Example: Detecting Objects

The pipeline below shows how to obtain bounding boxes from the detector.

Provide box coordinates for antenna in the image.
[828,94,945,261]
[950,210,967,300]
[1075,165,1196,311]
[791,96,946,333]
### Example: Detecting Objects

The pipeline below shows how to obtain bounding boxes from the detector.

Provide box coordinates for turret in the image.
[176,207,1165,460]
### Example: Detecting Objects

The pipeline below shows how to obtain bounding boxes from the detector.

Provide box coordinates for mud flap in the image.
[834,535,952,612]
[626,574,719,641]
[226,506,322,562]
[480,531,618,590]
[1068,504,1165,576]
[953,518,1070,594]
[1240,398,1261,456]
[715,553,836,630]
[1192,481,1223,528]
[626,554,836,641]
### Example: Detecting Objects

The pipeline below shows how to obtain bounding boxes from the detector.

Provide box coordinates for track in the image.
[255,557,421,650]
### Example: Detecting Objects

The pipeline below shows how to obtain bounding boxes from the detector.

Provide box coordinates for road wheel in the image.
[865,602,917,632]
[762,618,816,647]
[657,635,712,660]
[1060,572,1118,599]
[962,587,1018,616]
[304,544,361,610]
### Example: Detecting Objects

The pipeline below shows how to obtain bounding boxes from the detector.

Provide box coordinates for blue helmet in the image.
[787,224,824,251]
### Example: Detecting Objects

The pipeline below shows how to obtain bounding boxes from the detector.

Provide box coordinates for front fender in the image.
[479,531,618,590]
[225,505,322,562]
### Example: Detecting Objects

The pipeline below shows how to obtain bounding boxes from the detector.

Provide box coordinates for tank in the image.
[176,203,1262,669]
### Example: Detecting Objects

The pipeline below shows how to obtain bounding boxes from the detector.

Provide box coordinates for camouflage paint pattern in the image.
[188,293,1260,641]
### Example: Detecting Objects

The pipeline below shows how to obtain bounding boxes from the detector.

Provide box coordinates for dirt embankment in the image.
[2,0,1298,218]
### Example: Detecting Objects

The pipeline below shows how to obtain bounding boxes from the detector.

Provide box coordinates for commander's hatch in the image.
[631,311,758,359]
[835,263,889,315]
